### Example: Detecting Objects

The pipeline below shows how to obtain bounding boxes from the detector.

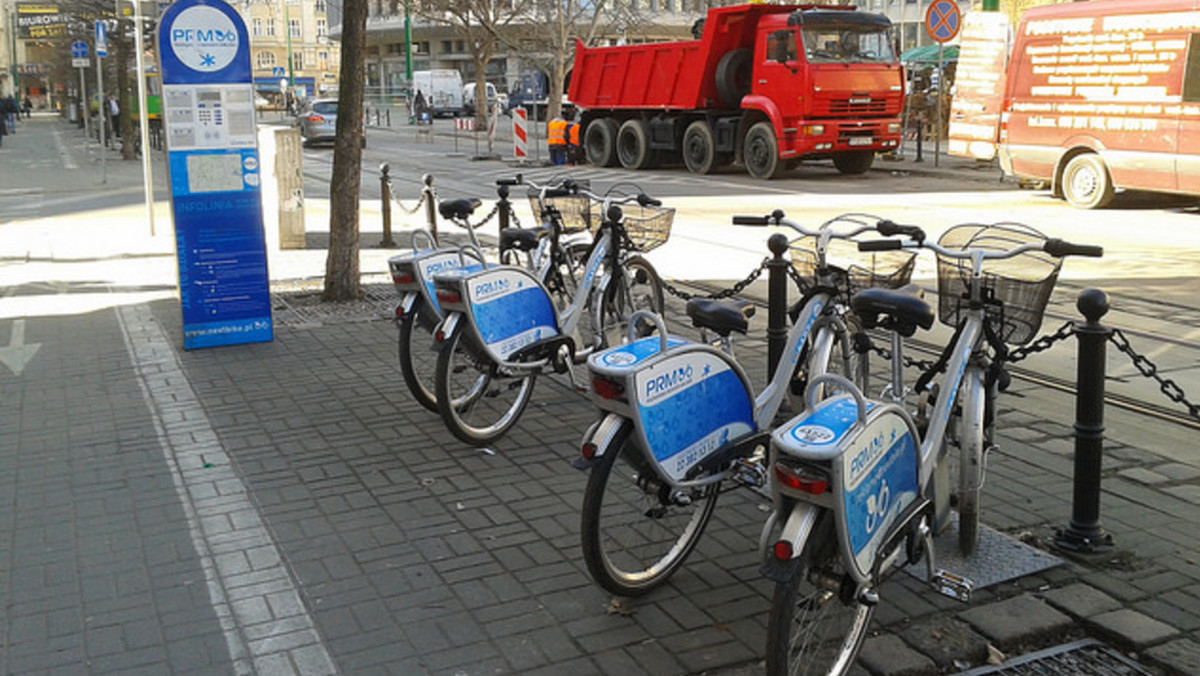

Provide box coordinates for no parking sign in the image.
[925,0,961,44]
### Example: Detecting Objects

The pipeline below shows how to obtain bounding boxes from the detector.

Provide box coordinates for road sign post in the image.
[72,41,90,139]
[924,0,961,167]
[95,22,108,183]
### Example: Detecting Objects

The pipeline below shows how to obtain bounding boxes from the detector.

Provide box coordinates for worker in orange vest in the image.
[548,116,568,165]
[566,119,581,165]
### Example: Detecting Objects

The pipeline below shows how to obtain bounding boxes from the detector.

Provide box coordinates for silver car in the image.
[295,98,365,148]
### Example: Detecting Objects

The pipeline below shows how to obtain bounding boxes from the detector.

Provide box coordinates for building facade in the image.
[238,0,341,100]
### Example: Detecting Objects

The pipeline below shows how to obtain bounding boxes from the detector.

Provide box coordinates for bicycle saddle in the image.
[851,287,934,337]
[500,227,545,252]
[438,197,482,221]
[686,297,756,336]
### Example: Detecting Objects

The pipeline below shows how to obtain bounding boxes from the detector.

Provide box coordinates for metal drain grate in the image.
[957,638,1153,675]
[271,281,399,328]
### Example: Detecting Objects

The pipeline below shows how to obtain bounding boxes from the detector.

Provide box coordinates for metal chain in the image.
[465,202,501,230]
[388,183,428,215]
[506,202,523,230]
[661,259,770,301]
[1109,328,1200,422]
[868,342,940,374]
[1007,320,1074,363]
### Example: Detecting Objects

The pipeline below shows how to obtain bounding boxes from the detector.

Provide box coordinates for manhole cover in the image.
[272,280,398,327]
[956,638,1152,675]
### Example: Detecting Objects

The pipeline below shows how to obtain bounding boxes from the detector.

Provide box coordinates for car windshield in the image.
[801,25,895,63]
[312,101,338,115]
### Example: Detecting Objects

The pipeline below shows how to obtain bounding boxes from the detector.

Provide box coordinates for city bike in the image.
[429,181,668,446]
[577,212,922,597]
[390,180,588,412]
[761,221,1101,676]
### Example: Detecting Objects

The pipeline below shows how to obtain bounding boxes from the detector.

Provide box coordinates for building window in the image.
[315,0,326,11]
[387,42,403,55]
[441,40,452,53]
[318,50,329,71]
[456,40,465,53]
[267,18,276,37]
[256,51,277,70]
[292,52,304,71]
[252,18,262,37]
[316,18,327,38]
[290,18,302,39]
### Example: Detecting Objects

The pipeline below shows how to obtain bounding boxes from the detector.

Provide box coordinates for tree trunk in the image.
[323,0,369,301]
[115,16,135,161]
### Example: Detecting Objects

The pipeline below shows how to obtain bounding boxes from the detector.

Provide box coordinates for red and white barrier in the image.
[454,117,475,131]
[513,107,528,160]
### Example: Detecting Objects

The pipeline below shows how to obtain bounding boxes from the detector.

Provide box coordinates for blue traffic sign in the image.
[925,0,961,44]
[96,21,108,58]
[272,66,285,77]
[71,40,89,58]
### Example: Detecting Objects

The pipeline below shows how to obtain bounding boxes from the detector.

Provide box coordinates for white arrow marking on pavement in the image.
[0,319,42,376]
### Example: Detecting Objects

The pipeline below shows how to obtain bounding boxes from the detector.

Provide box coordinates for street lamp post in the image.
[404,2,412,83]
[283,0,294,91]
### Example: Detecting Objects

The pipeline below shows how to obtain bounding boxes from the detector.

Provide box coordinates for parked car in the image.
[293,98,365,148]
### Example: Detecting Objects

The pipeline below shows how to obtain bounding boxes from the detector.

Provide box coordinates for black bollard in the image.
[423,174,439,245]
[379,162,395,247]
[496,183,511,261]
[766,233,790,379]
[914,119,924,163]
[1054,288,1115,555]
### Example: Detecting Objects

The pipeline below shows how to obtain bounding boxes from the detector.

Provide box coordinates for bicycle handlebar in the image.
[1045,238,1104,258]
[732,211,917,244]
[859,230,1104,261]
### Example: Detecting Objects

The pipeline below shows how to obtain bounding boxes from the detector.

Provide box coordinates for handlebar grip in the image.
[637,194,662,208]
[1045,238,1104,258]
[543,188,573,198]
[732,215,769,226]
[876,219,925,241]
[858,239,903,252]
[496,175,523,187]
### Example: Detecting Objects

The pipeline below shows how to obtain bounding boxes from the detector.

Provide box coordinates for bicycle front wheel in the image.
[595,255,664,349]
[766,513,875,676]
[789,314,868,413]
[580,421,719,596]
[956,368,990,556]
[398,302,439,412]
[434,326,537,446]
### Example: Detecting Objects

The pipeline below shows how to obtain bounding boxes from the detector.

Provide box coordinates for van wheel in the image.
[682,121,718,174]
[1062,154,1115,209]
[585,118,619,167]
[833,151,874,175]
[617,119,654,170]
[743,121,784,179]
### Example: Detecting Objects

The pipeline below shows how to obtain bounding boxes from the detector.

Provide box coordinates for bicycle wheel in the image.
[766,513,875,676]
[594,255,664,349]
[434,325,537,446]
[580,421,719,596]
[788,313,868,413]
[398,300,439,412]
[956,368,989,556]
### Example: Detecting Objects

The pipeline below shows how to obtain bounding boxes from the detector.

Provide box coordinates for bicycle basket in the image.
[619,204,675,253]
[528,182,597,234]
[791,235,916,298]
[935,223,1062,346]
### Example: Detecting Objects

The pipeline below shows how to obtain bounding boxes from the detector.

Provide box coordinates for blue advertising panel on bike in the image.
[632,349,755,482]
[464,267,559,360]
[840,414,919,576]
[158,0,270,350]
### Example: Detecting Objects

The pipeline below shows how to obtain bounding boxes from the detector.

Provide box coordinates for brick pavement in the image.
[3,115,1200,675]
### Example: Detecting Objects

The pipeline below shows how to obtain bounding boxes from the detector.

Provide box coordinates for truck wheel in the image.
[585,118,619,167]
[617,119,654,170]
[683,121,718,174]
[715,49,752,107]
[1062,154,1115,209]
[744,121,784,179]
[832,151,874,175]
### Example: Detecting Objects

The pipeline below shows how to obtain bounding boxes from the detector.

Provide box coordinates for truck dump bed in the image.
[569,4,802,111]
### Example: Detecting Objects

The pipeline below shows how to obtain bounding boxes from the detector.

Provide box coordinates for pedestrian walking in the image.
[23,96,32,119]
[2,96,16,135]
[108,95,121,139]
[547,115,568,165]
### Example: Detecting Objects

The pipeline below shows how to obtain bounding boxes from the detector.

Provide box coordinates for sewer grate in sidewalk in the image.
[956,638,1153,675]
[271,281,397,328]
[907,517,1063,590]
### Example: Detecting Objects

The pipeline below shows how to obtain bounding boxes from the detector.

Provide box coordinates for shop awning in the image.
[901,44,959,64]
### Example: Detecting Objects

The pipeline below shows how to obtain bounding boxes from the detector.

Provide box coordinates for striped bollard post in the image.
[513,107,528,163]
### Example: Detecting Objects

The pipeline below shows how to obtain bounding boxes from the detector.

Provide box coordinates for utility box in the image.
[258,126,306,250]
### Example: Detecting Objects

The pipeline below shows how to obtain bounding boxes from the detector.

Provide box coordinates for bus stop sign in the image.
[926,0,961,44]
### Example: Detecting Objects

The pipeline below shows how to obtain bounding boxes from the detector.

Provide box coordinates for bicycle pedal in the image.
[931,569,974,603]
[732,455,767,489]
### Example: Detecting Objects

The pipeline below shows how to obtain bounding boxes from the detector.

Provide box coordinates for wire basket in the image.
[619,204,675,253]
[528,182,597,234]
[791,235,917,299]
[935,223,1062,346]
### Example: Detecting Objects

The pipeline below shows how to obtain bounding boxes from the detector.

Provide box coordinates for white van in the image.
[462,82,498,116]
[412,69,463,118]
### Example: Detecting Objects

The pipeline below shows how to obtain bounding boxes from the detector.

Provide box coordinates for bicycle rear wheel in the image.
[398,301,439,412]
[766,513,875,676]
[434,325,537,446]
[789,314,869,413]
[580,421,719,596]
[595,255,664,349]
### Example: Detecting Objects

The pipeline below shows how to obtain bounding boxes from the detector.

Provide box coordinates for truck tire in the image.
[585,118,619,167]
[832,151,874,175]
[682,121,719,174]
[715,49,752,107]
[744,121,785,179]
[1061,153,1115,209]
[617,119,654,170]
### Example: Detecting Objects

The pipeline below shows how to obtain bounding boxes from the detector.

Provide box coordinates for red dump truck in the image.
[568,3,905,178]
